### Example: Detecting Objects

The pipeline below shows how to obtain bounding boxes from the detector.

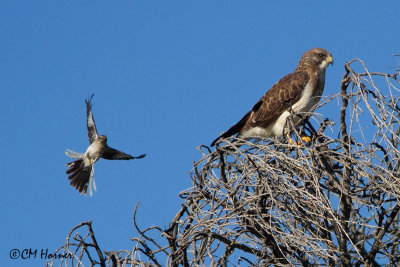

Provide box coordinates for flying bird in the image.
[66,94,146,196]
[211,48,333,146]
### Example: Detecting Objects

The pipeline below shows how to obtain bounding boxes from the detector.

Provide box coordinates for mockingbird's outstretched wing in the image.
[102,147,146,160]
[86,94,99,144]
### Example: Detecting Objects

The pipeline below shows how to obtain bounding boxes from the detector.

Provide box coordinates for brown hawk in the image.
[65,94,146,196]
[211,48,333,146]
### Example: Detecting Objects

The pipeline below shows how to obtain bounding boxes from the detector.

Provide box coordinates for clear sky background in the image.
[1,1,399,266]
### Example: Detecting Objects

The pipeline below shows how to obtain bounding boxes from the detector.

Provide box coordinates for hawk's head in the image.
[297,48,333,71]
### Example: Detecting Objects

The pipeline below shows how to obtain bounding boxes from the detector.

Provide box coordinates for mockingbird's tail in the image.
[65,149,85,159]
[66,159,95,196]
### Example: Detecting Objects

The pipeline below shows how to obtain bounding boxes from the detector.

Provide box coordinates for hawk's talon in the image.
[301,135,312,144]
[288,133,312,145]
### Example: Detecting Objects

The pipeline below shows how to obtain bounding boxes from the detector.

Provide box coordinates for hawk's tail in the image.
[211,110,251,146]
[66,159,95,196]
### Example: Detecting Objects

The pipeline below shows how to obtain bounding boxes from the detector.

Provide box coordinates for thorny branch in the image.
[50,59,400,266]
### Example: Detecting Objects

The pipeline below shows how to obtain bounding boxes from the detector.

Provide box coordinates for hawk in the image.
[211,48,333,146]
[65,94,146,196]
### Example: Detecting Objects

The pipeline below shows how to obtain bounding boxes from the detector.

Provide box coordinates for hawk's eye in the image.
[318,53,325,58]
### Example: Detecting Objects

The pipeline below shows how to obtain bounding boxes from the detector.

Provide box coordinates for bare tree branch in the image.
[51,59,400,266]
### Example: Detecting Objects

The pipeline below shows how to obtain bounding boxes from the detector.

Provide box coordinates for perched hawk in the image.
[211,48,333,146]
[65,94,146,196]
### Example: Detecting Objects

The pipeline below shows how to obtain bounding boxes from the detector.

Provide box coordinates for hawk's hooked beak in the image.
[327,55,334,66]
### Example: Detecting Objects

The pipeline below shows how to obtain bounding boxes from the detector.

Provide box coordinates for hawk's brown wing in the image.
[85,94,99,144]
[102,147,146,160]
[244,70,310,130]
[210,70,310,146]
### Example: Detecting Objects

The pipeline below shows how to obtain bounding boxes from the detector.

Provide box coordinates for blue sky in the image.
[1,1,399,266]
